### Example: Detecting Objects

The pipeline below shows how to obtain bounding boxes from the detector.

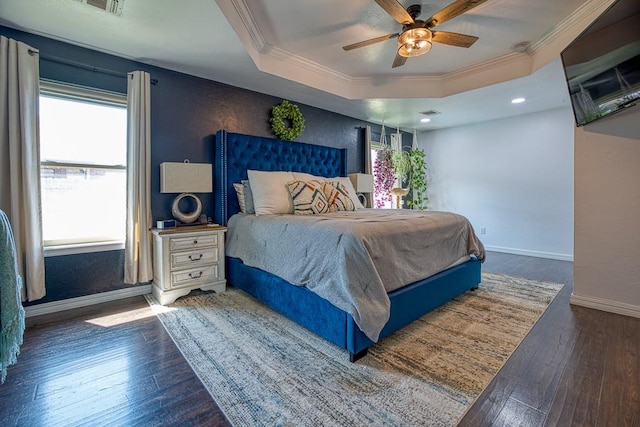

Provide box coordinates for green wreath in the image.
[270,100,305,141]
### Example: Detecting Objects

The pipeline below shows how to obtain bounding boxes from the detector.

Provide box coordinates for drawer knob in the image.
[189,271,203,279]
[193,240,198,245]
[189,254,203,261]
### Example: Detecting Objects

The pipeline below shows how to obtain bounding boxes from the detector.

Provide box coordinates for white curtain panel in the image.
[364,126,372,174]
[364,126,372,208]
[0,36,46,301]
[124,71,153,285]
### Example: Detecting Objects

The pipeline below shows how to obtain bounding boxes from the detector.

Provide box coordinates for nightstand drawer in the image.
[170,249,218,270]
[171,265,219,288]
[170,234,218,251]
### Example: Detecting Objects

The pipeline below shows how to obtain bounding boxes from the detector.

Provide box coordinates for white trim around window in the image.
[44,241,125,257]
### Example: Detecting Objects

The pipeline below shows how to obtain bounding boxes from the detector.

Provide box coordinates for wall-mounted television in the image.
[560,0,640,127]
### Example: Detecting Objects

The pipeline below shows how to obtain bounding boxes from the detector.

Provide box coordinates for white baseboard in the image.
[485,245,573,262]
[570,293,640,319]
[24,284,152,318]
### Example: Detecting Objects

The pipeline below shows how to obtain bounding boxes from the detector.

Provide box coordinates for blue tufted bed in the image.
[213,129,482,361]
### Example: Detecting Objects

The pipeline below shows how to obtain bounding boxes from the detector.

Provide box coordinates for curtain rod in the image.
[28,49,158,85]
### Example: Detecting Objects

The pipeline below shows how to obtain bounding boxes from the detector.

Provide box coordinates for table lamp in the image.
[349,173,374,208]
[160,161,212,224]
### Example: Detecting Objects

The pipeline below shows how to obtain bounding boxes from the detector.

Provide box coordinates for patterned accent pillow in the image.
[287,180,330,215]
[323,181,356,212]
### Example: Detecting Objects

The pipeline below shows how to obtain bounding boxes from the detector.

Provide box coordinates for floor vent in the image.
[73,0,124,16]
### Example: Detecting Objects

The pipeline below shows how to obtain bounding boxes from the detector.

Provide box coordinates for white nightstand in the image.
[151,225,227,305]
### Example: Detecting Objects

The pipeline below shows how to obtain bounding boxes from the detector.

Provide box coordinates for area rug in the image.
[145,273,563,426]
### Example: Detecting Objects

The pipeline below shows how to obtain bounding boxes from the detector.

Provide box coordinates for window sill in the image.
[44,241,125,257]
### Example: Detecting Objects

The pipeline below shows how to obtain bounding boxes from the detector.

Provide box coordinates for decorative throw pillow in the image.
[329,176,364,210]
[323,181,356,212]
[247,170,295,215]
[233,182,247,213]
[287,180,330,215]
[233,180,256,214]
[291,172,364,210]
[241,179,255,214]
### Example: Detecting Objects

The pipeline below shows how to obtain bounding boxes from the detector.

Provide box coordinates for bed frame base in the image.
[227,256,481,361]
[349,349,369,363]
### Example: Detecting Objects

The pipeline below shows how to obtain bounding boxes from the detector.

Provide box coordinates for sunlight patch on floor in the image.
[85,305,174,327]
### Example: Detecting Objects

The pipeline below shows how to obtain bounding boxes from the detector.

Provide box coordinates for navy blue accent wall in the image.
[42,251,125,301]
[1,25,379,305]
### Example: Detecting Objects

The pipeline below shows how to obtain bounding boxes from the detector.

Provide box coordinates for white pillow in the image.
[247,170,295,215]
[291,172,364,209]
[291,172,319,182]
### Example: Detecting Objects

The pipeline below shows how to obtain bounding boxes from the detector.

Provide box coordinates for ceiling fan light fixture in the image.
[398,28,432,58]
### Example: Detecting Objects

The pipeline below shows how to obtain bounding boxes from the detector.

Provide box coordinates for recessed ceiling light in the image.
[511,97,526,104]
[420,118,431,123]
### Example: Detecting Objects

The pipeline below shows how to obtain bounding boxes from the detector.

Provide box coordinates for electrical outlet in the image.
[480,227,486,235]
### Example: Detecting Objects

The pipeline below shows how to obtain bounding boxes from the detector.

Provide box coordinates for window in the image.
[39,81,127,253]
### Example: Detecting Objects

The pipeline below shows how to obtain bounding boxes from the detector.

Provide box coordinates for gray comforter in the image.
[226,209,485,342]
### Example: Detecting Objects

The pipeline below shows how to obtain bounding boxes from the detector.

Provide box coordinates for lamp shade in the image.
[398,28,432,58]
[160,162,212,193]
[349,173,374,193]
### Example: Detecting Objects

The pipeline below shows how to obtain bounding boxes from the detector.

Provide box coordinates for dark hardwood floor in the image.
[1,297,230,426]
[460,252,640,427]
[1,252,638,426]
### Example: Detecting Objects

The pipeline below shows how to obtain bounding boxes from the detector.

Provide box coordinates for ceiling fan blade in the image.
[342,33,399,51]
[426,0,488,28]
[392,53,407,68]
[431,31,479,48]
[374,0,415,25]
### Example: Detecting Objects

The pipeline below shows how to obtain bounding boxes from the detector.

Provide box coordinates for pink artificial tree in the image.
[373,147,396,208]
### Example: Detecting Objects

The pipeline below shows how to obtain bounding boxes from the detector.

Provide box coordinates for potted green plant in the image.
[391,149,411,183]
[390,146,428,210]
[405,148,428,210]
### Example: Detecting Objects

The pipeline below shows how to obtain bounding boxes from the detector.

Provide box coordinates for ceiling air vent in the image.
[73,0,124,16]
[419,110,441,116]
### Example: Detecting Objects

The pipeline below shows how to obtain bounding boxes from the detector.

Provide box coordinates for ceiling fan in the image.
[343,0,488,68]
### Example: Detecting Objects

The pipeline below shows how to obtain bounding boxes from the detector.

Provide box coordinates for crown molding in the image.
[267,46,352,83]
[529,0,618,71]
[440,52,533,95]
[529,0,617,54]
[227,0,265,52]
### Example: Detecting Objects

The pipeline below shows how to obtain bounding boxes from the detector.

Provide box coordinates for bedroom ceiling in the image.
[0,0,618,130]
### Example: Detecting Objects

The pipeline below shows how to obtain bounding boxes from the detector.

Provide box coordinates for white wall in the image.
[573,106,640,317]
[421,107,575,260]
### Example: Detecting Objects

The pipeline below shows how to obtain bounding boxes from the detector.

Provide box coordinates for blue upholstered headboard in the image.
[213,130,347,225]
